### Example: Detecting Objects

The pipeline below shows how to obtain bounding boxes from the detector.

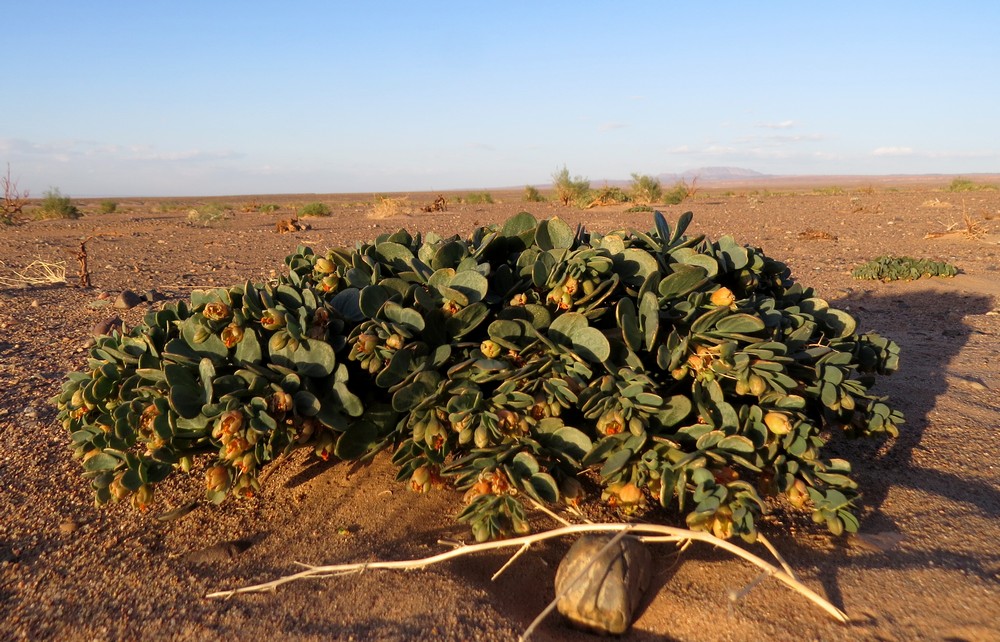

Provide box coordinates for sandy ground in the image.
[1,183,998,641]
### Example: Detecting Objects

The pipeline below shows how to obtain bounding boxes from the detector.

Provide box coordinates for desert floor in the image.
[1,181,998,641]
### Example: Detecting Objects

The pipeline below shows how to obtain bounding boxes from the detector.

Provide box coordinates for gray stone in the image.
[113,289,143,310]
[555,534,652,635]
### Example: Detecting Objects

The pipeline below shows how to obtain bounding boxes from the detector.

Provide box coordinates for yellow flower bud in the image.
[710,287,736,307]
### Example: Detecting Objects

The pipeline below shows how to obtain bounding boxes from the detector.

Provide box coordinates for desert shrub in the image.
[187,204,227,226]
[852,256,958,281]
[464,192,494,205]
[630,173,663,205]
[299,202,332,217]
[946,177,996,192]
[369,195,407,219]
[552,166,590,206]
[35,188,82,220]
[523,185,546,202]
[662,181,693,205]
[625,205,654,213]
[56,211,903,544]
[100,200,119,214]
[259,203,280,214]
[580,186,631,208]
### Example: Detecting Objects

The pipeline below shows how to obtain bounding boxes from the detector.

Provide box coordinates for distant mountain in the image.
[588,167,769,188]
[657,167,770,183]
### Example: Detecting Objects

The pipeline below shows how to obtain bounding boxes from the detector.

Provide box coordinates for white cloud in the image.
[599,122,628,132]
[756,120,796,129]
[872,146,915,156]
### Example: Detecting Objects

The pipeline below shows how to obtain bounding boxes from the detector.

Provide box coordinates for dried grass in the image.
[0,259,68,288]
[368,195,409,219]
[921,198,953,209]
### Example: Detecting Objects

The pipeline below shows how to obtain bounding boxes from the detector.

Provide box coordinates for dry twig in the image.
[205,522,850,631]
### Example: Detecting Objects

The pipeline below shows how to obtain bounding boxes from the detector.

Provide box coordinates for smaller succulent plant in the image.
[852,256,958,281]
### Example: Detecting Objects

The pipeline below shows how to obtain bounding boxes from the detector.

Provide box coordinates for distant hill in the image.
[662,167,770,183]
[590,167,770,188]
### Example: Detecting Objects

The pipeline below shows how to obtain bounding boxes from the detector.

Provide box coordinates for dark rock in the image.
[92,316,123,336]
[143,289,166,303]
[182,539,253,564]
[113,290,143,310]
[555,534,652,635]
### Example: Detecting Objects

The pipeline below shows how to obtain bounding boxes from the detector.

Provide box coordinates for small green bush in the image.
[299,202,332,217]
[553,166,590,206]
[630,173,663,205]
[259,204,280,214]
[663,181,692,205]
[100,200,118,214]
[625,204,654,213]
[35,188,82,220]
[464,192,494,205]
[523,186,546,202]
[946,177,996,192]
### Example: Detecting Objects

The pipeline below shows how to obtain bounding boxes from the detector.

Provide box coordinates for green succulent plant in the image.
[852,256,958,281]
[55,211,903,543]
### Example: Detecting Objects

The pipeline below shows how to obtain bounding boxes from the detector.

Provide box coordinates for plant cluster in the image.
[55,212,903,542]
[946,177,996,192]
[463,192,494,205]
[298,202,332,217]
[523,186,546,203]
[552,167,591,206]
[100,200,119,214]
[630,173,662,205]
[852,256,958,281]
[583,186,631,209]
[35,188,82,220]
[187,205,227,226]
[663,181,694,205]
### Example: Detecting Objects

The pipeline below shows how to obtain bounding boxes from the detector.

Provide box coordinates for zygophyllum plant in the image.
[852,255,958,281]
[55,212,903,543]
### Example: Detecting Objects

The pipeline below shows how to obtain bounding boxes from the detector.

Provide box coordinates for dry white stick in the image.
[524,495,574,527]
[491,542,531,581]
[757,533,798,581]
[205,523,849,624]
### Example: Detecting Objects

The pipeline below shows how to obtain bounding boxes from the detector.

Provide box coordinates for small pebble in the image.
[59,519,80,536]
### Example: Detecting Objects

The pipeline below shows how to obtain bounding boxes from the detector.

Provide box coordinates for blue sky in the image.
[3,2,998,196]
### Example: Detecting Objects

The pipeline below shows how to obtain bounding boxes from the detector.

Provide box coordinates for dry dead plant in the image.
[925,202,988,240]
[960,210,987,239]
[369,195,409,219]
[0,259,68,288]
[206,521,849,639]
[421,195,447,213]
[2,164,30,224]
[798,229,838,241]
[920,198,953,209]
[274,217,310,233]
